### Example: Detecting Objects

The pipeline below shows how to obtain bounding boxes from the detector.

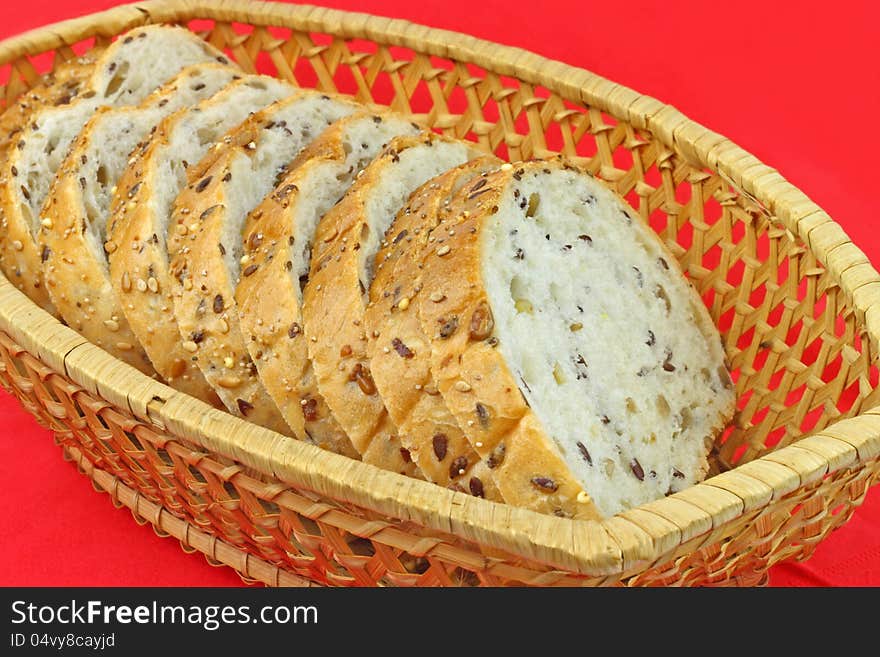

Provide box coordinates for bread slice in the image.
[415,158,736,518]
[106,75,296,402]
[39,64,241,374]
[302,133,482,475]
[0,50,104,302]
[0,25,229,314]
[166,91,363,432]
[235,111,422,458]
[365,158,506,499]
[0,49,105,154]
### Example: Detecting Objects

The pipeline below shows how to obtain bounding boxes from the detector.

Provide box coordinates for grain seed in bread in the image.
[417,157,735,518]
[0,48,104,155]
[106,74,296,401]
[302,132,483,475]
[0,25,228,314]
[366,158,504,498]
[167,91,362,432]
[0,49,104,302]
[236,111,422,458]
[39,63,241,374]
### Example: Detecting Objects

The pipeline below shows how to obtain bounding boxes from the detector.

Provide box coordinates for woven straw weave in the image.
[1,0,879,586]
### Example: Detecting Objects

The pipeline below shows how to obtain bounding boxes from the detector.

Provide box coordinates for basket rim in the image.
[1,0,879,578]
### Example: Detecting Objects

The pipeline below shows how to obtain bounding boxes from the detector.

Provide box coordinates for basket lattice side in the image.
[2,328,878,586]
[0,0,879,586]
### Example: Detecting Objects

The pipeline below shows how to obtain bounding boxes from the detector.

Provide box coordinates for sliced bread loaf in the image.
[39,63,241,374]
[365,158,504,498]
[106,75,296,401]
[415,158,735,518]
[235,111,421,458]
[302,133,482,475]
[0,25,229,314]
[0,50,103,301]
[166,92,362,432]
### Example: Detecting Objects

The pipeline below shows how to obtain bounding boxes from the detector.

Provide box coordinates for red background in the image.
[1,0,878,587]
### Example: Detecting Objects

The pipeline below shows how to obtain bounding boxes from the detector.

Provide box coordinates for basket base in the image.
[62,443,321,588]
[61,439,770,587]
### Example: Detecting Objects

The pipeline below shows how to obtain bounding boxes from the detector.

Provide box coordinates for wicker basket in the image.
[1,0,879,587]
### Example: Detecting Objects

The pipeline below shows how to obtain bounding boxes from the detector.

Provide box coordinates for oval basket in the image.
[2,0,879,587]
